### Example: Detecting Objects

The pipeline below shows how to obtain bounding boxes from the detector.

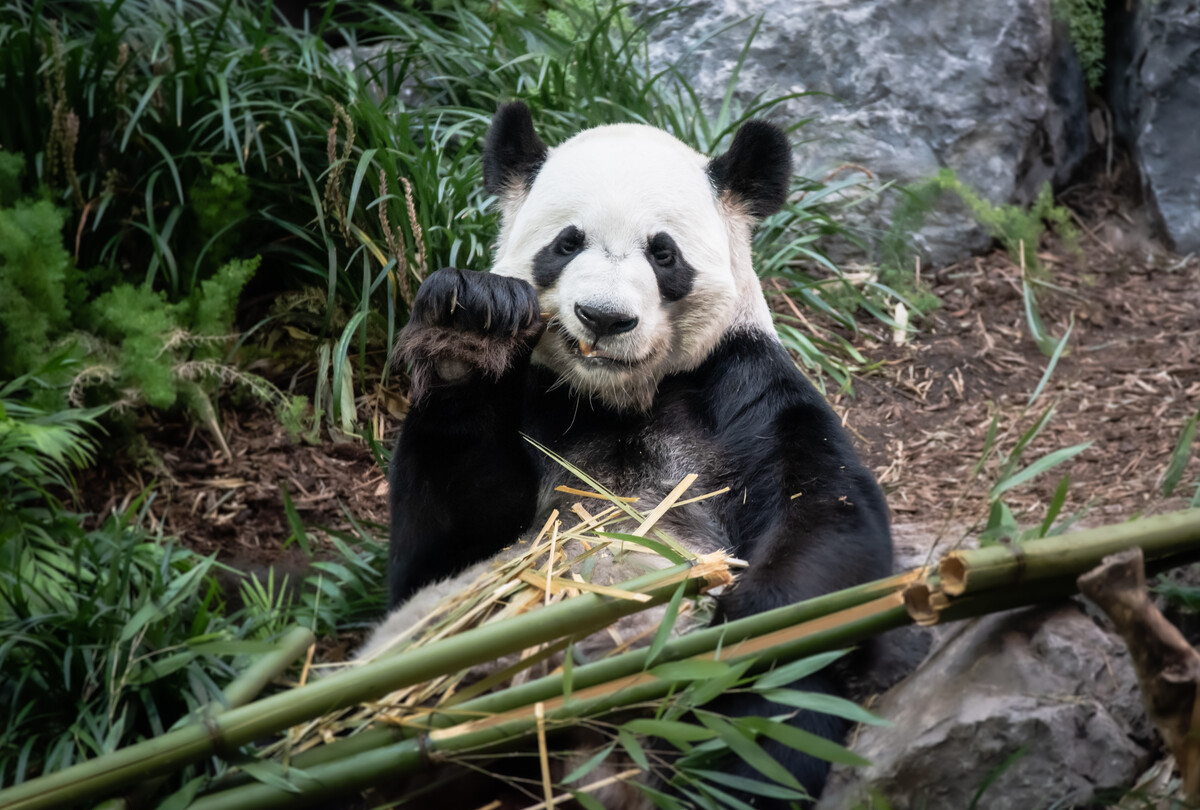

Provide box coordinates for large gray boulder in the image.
[816,604,1153,810]
[1109,0,1200,255]
[637,0,1090,266]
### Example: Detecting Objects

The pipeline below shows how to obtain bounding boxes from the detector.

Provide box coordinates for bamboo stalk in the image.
[223,626,317,709]
[938,509,1200,596]
[192,573,916,806]
[187,596,914,810]
[0,564,715,810]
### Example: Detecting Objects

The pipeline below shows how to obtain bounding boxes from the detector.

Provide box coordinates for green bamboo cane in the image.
[0,563,711,810]
[207,570,921,790]
[188,598,915,810]
[222,625,317,709]
[938,508,1200,595]
[194,510,1200,808]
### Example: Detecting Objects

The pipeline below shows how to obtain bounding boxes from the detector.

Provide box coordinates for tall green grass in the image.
[0,354,285,785]
[1,0,877,415]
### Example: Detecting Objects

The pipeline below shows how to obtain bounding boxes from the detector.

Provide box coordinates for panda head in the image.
[485,102,791,412]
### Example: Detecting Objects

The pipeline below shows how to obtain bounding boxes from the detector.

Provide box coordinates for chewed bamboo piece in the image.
[275,475,741,760]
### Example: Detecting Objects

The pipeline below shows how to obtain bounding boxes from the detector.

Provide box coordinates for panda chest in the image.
[530,410,731,557]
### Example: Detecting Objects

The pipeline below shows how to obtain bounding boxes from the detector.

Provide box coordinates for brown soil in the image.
[76,189,1200,579]
[822,221,1200,550]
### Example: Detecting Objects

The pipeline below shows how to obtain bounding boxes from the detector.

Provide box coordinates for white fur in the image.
[491,124,776,411]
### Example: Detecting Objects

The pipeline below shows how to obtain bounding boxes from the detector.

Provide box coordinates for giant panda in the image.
[376,102,894,806]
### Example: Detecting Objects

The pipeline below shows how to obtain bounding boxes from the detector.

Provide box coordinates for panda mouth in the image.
[562,334,636,367]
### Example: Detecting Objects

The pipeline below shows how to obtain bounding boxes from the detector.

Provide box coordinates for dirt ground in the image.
[77,184,1200,580]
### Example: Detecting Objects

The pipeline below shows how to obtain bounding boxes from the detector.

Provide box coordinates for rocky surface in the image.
[636,0,1090,265]
[1109,0,1200,255]
[817,604,1153,810]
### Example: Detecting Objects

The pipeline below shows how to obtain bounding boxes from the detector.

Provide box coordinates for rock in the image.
[816,604,1153,810]
[635,0,1090,266]
[1109,0,1200,255]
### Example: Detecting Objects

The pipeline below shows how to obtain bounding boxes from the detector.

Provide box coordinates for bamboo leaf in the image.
[1162,409,1199,497]
[1037,475,1071,539]
[646,581,687,666]
[758,689,889,726]
[570,792,608,810]
[690,769,808,800]
[562,743,616,785]
[688,659,756,706]
[619,729,650,772]
[278,482,311,556]
[697,714,803,790]
[682,781,757,810]
[998,404,1056,481]
[624,719,718,743]
[240,760,305,793]
[634,782,689,810]
[738,717,871,767]
[991,442,1093,497]
[155,776,205,810]
[562,642,574,703]
[596,532,687,565]
[751,650,847,690]
[974,412,1003,475]
[1028,318,1073,405]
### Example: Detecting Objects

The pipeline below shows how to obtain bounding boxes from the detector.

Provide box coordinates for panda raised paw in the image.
[400,267,544,397]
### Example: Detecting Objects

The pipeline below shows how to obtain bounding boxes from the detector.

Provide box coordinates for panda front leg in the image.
[713,471,893,807]
[387,267,544,609]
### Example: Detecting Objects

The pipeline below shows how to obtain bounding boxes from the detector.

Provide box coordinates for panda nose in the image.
[574,303,639,338]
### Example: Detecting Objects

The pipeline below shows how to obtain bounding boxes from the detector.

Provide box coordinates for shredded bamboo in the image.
[273,475,738,761]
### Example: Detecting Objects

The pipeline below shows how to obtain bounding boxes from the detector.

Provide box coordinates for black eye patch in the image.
[645,232,695,302]
[532,226,585,287]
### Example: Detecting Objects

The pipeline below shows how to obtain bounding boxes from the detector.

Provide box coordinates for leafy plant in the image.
[2,0,875,417]
[885,168,1079,355]
[1055,0,1105,90]
[0,356,274,786]
[0,154,71,378]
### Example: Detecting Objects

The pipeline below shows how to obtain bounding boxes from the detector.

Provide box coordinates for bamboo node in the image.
[938,555,968,596]
[902,580,942,626]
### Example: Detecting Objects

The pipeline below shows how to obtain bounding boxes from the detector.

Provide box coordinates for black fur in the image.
[532,225,585,287]
[707,120,793,219]
[388,268,543,605]
[482,101,549,196]
[646,231,696,302]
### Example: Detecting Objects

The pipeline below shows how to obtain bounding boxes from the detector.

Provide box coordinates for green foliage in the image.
[890,168,1078,278]
[557,650,877,808]
[0,151,22,206]
[84,256,260,411]
[0,0,869,408]
[0,156,71,378]
[1055,0,1106,90]
[885,169,1080,355]
[90,283,180,408]
[0,357,272,786]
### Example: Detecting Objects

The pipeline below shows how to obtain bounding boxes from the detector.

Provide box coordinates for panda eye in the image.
[553,226,585,256]
[648,233,677,267]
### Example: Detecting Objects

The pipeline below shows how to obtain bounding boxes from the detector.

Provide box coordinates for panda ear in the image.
[483,102,550,196]
[707,120,792,219]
